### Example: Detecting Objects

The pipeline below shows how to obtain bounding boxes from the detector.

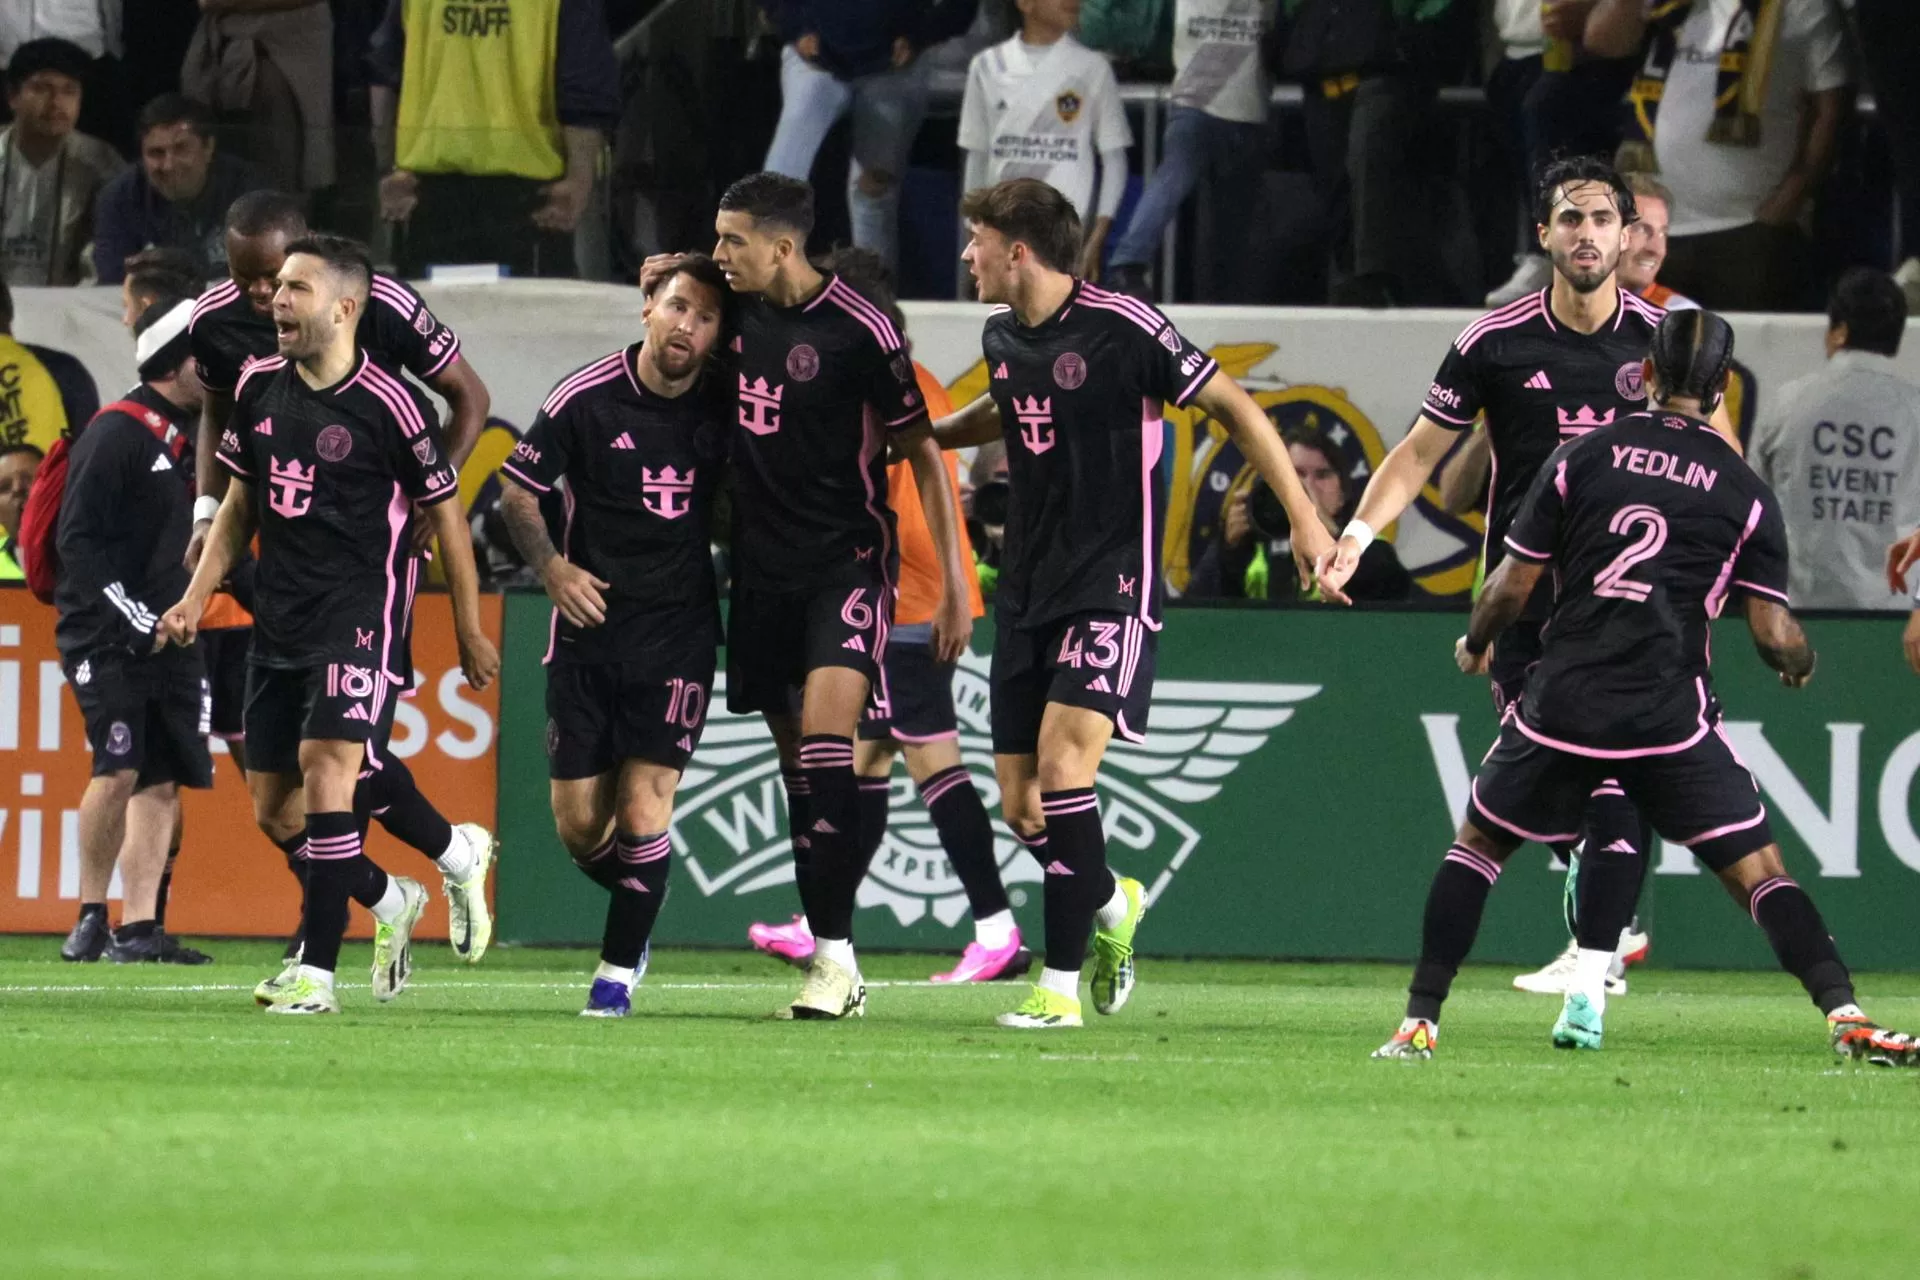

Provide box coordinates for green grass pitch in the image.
[4,937,1918,1279]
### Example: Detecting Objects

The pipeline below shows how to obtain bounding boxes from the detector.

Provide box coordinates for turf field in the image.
[3,938,1918,1279]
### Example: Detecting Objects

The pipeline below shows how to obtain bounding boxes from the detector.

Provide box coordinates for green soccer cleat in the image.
[444,823,496,964]
[1090,875,1145,1015]
[263,973,340,1016]
[254,955,301,1006]
[995,984,1083,1028]
[1552,992,1604,1050]
[371,877,428,1003]
[1372,1018,1438,1060]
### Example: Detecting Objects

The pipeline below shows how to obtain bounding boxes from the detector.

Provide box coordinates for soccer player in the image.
[743,247,1021,985]
[187,191,497,980]
[933,178,1335,1028]
[163,235,499,1015]
[1317,156,1717,1000]
[1373,310,1920,1066]
[497,255,732,1018]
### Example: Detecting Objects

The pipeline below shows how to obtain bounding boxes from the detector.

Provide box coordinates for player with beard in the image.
[645,173,974,1021]
[498,256,731,1018]
[188,191,498,984]
[1317,156,1736,1002]
[164,236,499,1014]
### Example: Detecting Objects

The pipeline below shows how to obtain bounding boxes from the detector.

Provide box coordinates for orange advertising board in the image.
[0,587,501,940]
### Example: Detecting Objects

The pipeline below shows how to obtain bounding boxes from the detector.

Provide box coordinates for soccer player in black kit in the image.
[648,173,974,1020]
[187,192,498,989]
[164,236,499,1015]
[933,179,1335,1028]
[1373,310,1920,1066]
[498,255,731,1018]
[1319,156,1738,1001]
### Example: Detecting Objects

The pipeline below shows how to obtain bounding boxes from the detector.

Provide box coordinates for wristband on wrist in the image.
[1463,632,1489,657]
[1341,518,1376,552]
[193,495,221,524]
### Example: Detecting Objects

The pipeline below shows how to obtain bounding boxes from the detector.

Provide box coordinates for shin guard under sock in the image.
[799,736,859,939]
[1037,788,1113,972]
[1407,844,1505,1022]
[1749,876,1856,1013]
[602,831,673,969]
[920,765,1008,920]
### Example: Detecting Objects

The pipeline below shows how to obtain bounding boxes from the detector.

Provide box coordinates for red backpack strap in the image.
[17,436,72,603]
[96,398,189,461]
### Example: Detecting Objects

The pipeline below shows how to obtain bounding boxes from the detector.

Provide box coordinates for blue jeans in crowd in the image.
[763,45,929,272]
[1111,106,1268,270]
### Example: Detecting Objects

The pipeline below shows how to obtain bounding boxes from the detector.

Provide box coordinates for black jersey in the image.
[982,280,1218,630]
[501,344,727,664]
[189,272,461,395]
[1503,409,1788,756]
[1424,286,1665,612]
[728,273,927,592]
[217,350,458,680]
[53,385,194,659]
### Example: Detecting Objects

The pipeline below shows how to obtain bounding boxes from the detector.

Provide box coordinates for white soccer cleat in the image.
[371,877,428,1002]
[1514,935,1635,996]
[444,823,496,964]
[786,955,866,1021]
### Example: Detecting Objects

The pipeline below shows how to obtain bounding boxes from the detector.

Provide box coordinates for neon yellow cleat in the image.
[444,824,496,964]
[371,877,428,1003]
[263,973,340,1016]
[1090,876,1145,1015]
[995,984,1083,1028]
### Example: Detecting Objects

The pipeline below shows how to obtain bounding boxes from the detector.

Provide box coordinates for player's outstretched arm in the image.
[1192,369,1334,590]
[1316,415,1457,604]
[1744,596,1817,689]
[499,478,609,627]
[425,496,501,691]
[932,393,1001,450]
[187,388,234,570]
[1458,556,1543,675]
[165,479,256,648]
[1887,529,1920,597]
[429,357,491,470]
[902,427,976,664]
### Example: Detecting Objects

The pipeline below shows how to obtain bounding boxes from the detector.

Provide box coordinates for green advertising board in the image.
[497,592,1920,971]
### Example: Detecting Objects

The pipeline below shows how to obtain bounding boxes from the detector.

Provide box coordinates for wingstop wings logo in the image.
[669,653,1319,927]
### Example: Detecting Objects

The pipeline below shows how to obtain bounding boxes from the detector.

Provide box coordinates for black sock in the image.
[782,768,816,924]
[1037,788,1114,972]
[1407,845,1505,1022]
[601,831,673,968]
[1573,790,1651,951]
[857,777,891,873]
[78,901,106,922]
[301,812,387,974]
[155,855,178,928]
[274,832,308,955]
[116,917,157,939]
[799,735,859,940]
[921,765,1008,919]
[357,751,455,862]
[571,834,621,891]
[1749,876,1856,1014]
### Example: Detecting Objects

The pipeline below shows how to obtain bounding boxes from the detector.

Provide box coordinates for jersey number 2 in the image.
[1592,504,1667,602]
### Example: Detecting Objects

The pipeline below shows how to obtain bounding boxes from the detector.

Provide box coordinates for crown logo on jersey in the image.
[1012,394,1055,455]
[267,456,315,519]
[642,465,695,519]
[1557,405,1615,435]
[739,374,783,436]
[611,432,636,450]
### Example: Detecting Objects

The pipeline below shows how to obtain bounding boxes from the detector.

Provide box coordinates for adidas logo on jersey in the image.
[1601,838,1637,853]
[611,432,635,450]
[1087,675,1112,693]
[1043,860,1075,876]
[1524,370,1553,390]
[149,454,172,472]
[677,735,693,752]
[255,417,273,436]
[343,704,372,722]
[992,362,1009,379]
[842,636,866,653]
[811,818,839,835]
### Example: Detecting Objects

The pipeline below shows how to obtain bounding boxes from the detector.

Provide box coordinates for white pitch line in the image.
[0,978,950,994]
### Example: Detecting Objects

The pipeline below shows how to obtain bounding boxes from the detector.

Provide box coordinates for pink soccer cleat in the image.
[930,932,1034,984]
[748,915,815,968]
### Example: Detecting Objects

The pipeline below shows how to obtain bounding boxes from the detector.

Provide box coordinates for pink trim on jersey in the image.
[1733,579,1789,604]
[1114,710,1147,744]
[358,358,431,442]
[1078,284,1165,335]
[1553,458,1568,502]
[890,726,959,746]
[499,459,550,493]
[1176,358,1219,408]
[190,278,240,328]
[369,274,416,314]
[1454,290,1547,354]
[1503,536,1550,561]
[823,278,904,352]
[858,403,897,601]
[1705,498,1766,620]
[234,354,286,399]
[1620,288,1667,326]
[1513,677,1712,759]
[400,554,419,667]
[380,481,409,681]
[1470,776,1581,844]
[541,351,626,417]
[1140,398,1164,631]
[543,483,577,665]
[1422,402,1476,427]
[1680,807,1768,850]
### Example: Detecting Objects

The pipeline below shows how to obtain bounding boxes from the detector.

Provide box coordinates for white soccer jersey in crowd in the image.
[1169,0,1273,125]
[959,33,1133,221]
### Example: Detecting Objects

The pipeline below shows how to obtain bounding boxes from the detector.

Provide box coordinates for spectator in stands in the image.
[760,2,977,275]
[0,278,99,451]
[369,0,620,279]
[1618,171,1695,310]
[1586,0,1849,312]
[1106,0,1274,300]
[0,39,123,285]
[1750,268,1917,610]
[960,0,1132,281]
[118,246,205,330]
[0,441,40,581]
[1846,0,1920,312]
[0,1,129,153]
[181,0,335,196]
[92,94,269,285]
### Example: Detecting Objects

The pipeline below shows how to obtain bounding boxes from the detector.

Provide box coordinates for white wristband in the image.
[193,495,221,525]
[1341,519,1376,553]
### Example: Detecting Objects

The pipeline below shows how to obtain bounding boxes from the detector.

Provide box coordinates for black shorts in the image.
[243,661,397,776]
[860,638,957,744]
[64,649,213,788]
[726,581,890,715]
[546,649,717,780]
[200,626,251,740]
[991,611,1156,756]
[1468,716,1771,872]
[1488,616,1545,715]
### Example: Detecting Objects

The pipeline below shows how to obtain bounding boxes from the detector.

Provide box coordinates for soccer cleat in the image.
[1552,992,1604,1050]
[157,934,213,965]
[444,823,496,964]
[995,984,1083,1028]
[931,933,1033,984]
[263,974,340,1016]
[580,978,632,1018]
[1830,1013,1920,1067]
[787,955,866,1020]
[106,929,172,963]
[1372,1018,1438,1059]
[749,914,816,968]
[1616,925,1650,968]
[61,911,111,962]
[1089,876,1145,1015]
[1512,939,1630,996]
[371,877,428,1003]
[255,953,302,1005]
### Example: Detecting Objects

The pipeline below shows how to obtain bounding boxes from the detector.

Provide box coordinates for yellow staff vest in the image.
[396,0,566,181]
[0,335,70,451]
